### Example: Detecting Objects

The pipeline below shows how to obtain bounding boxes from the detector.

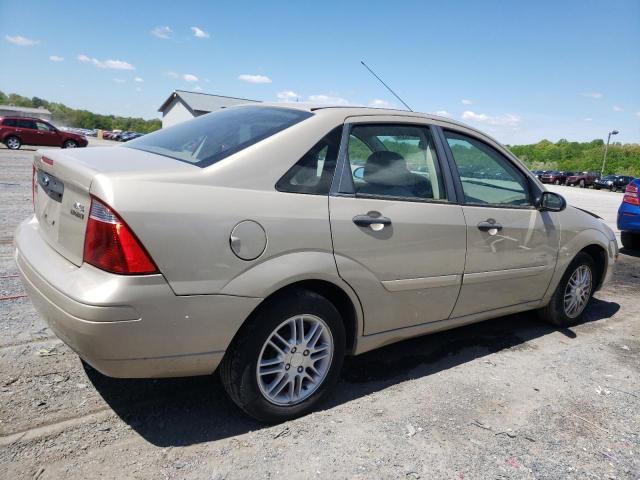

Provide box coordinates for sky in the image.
[0,0,638,145]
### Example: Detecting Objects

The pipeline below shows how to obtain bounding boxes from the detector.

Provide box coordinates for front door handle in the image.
[477,220,503,235]
[353,213,392,231]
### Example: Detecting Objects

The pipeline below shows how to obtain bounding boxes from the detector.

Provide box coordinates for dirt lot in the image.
[1,147,638,479]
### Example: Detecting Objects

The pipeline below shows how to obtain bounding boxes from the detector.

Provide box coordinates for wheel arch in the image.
[579,243,607,291]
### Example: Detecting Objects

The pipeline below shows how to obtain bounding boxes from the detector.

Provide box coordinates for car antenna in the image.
[360,60,413,112]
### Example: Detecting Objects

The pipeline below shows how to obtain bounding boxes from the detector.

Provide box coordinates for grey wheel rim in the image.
[563,265,592,318]
[65,141,77,148]
[256,314,333,406]
[7,137,19,149]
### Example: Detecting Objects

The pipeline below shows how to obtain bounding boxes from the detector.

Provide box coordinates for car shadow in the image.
[619,247,640,258]
[84,297,620,447]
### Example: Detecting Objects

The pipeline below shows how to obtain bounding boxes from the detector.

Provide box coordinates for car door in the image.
[439,128,560,317]
[35,121,60,146]
[15,119,38,145]
[329,119,466,334]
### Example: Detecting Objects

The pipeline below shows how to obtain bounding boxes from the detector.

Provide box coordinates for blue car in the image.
[618,178,640,249]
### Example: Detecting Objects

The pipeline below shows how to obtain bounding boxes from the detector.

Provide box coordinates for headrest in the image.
[363,151,409,186]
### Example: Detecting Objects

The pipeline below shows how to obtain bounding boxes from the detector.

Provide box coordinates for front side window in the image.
[444,130,530,206]
[276,126,342,195]
[347,124,446,201]
[126,106,313,168]
[36,121,54,132]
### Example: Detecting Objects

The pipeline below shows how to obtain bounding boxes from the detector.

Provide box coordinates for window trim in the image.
[437,127,541,210]
[330,121,457,204]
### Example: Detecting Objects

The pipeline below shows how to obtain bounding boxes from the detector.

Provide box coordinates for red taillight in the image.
[83,197,158,275]
[623,183,640,206]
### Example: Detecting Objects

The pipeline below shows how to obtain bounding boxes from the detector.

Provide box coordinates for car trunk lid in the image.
[33,146,196,267]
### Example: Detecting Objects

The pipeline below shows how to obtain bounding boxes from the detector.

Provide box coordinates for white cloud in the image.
[151,26,172,39]
[461,99,474,105]
[580,92,603,99]
[49,55,64,62]
[584,117,593,122]
[77,54,134,70]
[165,71,179,78]
[183,73,199,82]
[134,77,144,82]
[308,94,349,105]
[191,26,210,38]
[5,35,39,46]
[277,91,299,101]
[461,110,521,127]
[435,110,452,118]
[613,105,623,112]
[238,74,272,84]
[113,78,126,83]
[368,99,394,108]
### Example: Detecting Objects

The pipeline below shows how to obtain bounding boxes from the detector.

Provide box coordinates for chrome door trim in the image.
[382,274,461,292]
[462,265,549,284]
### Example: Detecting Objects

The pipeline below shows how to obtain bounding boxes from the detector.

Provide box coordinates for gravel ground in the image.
[1,147,638,479]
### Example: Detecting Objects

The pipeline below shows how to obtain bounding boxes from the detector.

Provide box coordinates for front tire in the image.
[554,179,560,185]
[621,231,639,250]
[5,136,21,150]
[537,252,595,327]
[579,179,585,188]
[220,289,346,423]
[63,140,78,148]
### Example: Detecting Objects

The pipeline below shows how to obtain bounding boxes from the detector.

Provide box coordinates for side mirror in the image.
[353,166,365,180]
[536,191,566,212]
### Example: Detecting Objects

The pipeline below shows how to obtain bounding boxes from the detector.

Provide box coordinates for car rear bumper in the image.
[14,216,261,378]
[618,203,640,232]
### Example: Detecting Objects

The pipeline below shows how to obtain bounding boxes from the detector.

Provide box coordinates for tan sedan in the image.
[15,105,618,422]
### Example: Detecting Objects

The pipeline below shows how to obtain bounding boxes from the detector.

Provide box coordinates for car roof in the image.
[233,102,494,140]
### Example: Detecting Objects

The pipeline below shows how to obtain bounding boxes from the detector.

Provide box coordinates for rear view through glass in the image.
[125,106,313,167]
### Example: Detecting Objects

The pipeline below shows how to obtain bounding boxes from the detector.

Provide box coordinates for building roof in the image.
[0,105,52,115]
[158,90,260,114]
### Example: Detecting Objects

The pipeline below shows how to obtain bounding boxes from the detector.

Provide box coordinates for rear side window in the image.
[276,126,343,195]
[125,106,312,168]
[16,119,36,129]
[2,118,17,127]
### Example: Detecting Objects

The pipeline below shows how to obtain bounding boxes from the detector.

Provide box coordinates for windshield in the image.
[125,106,313,167]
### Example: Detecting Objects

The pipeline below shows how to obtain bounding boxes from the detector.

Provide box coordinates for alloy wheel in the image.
[256,314,333,406]
[6,137,20,149]
[563,265,592,318]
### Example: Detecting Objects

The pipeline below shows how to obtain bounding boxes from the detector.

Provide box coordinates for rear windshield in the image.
[125,106,312,167]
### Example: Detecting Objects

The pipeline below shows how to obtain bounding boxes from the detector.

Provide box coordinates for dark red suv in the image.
[0,116,88,150]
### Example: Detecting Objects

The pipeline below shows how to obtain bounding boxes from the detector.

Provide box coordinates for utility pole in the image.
[601,130,619,176]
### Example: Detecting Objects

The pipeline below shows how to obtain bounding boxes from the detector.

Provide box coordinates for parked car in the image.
[617,179,640,249]
[15,105,618,422]
[566,171,600,188]
[531,170,545,180]
[594,175,634,192]
[540,171,574,185]
[0,117,87,150]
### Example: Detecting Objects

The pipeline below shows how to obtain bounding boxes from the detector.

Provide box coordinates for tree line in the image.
[0,91,161,133]
[507,138,640,177]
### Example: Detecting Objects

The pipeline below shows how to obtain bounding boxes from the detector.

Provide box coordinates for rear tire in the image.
[554,180,560,185]
[5,136,21,150]
[220,289,346,423]
[621,231,639,250]
[579,179,585,188]
[537,252,596,327]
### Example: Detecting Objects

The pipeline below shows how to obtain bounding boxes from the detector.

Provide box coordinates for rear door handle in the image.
[477,220,503,234]
[353,213,392,231]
